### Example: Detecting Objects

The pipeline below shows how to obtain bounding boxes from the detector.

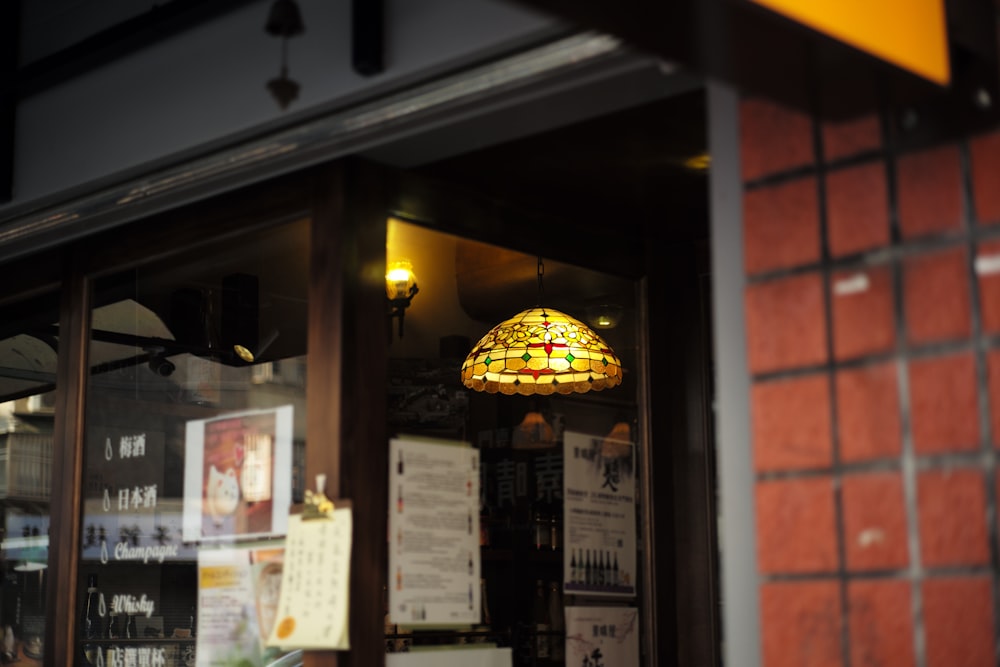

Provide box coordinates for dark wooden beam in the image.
[10,0,257,100]
[352,0,384,76]
[46,255,90,667]
[0,0,19,204]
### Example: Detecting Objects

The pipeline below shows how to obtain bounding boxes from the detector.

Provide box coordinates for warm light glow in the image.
[601,421,632,458]
[386,260,417,300]
[585,304,624,330]
[241,434,273,502]
[461,307,623,395]
[512,411,555,449]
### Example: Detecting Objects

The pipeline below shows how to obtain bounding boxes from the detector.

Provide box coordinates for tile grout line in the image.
[882,111,927,667]
[957,137,1000,659]
[812,113,852,667]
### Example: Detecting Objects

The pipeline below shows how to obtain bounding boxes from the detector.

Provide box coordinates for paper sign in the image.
[565,606,639,667]
[388,438,480,625]
[386,647,512,666]
[563,431,637,598]
[266,509,352,650]
[197,545,290,667]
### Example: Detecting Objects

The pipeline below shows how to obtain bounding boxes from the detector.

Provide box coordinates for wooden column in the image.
[306,159,389,667]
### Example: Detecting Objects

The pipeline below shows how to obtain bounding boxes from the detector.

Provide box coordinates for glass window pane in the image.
[385,219,642,665]
[0,292,60,665]
[79,220,308,667]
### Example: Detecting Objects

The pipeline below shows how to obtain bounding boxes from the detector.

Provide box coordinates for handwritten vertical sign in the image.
[266,508,352,650]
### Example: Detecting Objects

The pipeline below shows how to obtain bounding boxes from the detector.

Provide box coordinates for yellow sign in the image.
[750,0,950,85]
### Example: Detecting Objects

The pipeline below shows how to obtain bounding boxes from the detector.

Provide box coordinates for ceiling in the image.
[412,87,709,245]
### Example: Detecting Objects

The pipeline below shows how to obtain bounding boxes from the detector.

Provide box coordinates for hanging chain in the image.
[537,257,545,306]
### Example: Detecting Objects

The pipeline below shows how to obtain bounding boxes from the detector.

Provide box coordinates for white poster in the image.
[562,431,637,598]
[565,606,640,667]
[182,406,293,543]
[388,437,480,625]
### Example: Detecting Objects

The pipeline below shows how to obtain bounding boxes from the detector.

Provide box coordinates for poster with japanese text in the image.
[565,606,639,667]
[183,406,293,543]
[388,437,480,625]
[197,545,292,667]
[562,431,636,598]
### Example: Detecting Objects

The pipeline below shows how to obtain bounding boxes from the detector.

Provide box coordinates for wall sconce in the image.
[386,259,419,339]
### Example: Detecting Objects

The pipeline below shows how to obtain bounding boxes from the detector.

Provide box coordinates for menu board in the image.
[182,406,293,544]
[565,606,639,667]
[388,437,480,625]
[562,431,637,598]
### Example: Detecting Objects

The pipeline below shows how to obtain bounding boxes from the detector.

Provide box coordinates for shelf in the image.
[79,637,195,644]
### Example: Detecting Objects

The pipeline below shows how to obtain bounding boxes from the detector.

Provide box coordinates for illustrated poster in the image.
[183,406,293,543]
[562,431,637,597]
[388,437,480,625]
[197,545,291,667]
[565,606,639,667]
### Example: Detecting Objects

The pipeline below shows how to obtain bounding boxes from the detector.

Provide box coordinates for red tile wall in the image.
[742,96,1000,667]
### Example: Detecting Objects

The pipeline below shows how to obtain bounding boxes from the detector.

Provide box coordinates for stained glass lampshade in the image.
[461,307,623,395]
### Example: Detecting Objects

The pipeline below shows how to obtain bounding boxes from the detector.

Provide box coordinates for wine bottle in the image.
[531,493,550,550]
[547,581,565,663]
[105,609,121,640]
[532,580,550,661]
[584,549,592,586]
[81,574,101,640]
[548,496,562,551]
[606,550,613,587]
[613,551,620,587]
[125,614,137,639]
[569,549,577,584]
[595,550,604,587]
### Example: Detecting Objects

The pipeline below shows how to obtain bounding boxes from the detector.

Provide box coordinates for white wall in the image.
[10,0,563,205]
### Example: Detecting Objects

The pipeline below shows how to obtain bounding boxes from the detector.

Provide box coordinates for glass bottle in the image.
[548,496,562,551]
[532,580,550,662]
[569,549,577,584]
[124,614,137,639]
[81,574,101,640]
[547,581,565,663]
[105,609,120,640]
[613,551,620,587]
[531,493,551,550]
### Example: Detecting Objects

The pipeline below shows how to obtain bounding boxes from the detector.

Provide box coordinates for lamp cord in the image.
[537,257,545,308]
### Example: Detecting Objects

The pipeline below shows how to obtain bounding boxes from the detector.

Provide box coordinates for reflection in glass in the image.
[0,293,60,665]
[79,220,308,667]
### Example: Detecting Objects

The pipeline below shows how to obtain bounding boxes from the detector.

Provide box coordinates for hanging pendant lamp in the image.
[460,258,623,396]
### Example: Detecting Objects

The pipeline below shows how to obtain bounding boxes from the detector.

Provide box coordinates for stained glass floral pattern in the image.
[461,307,623,395]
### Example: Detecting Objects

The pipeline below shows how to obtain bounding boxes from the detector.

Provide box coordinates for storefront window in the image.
[79,220,308,667]
[384,219,643,666]
[0,293,60,666]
